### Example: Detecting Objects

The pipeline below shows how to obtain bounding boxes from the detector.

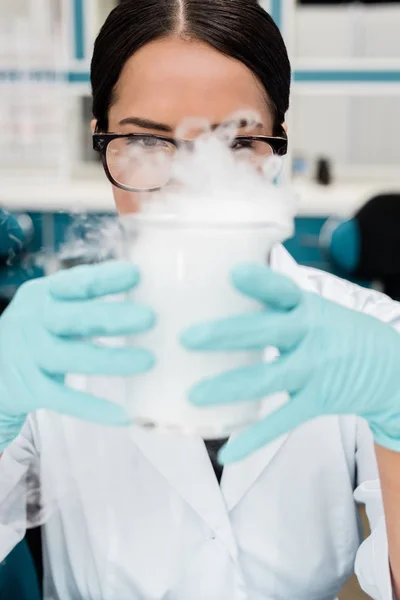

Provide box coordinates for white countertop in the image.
[293,180,400,218]
[1,174,400,218]
[0,177,116,214]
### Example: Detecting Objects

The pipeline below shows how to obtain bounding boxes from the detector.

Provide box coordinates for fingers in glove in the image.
[36,335,155,377]
[38,375,132,426]
[181,308,306,353]
[49,262,140,301]
[232,265,303,311]
[219,395,314,464]
[44,300,156,337]
[189,354,308,407]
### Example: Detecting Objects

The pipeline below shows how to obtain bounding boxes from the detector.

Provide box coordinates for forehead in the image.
[109,37,272,130]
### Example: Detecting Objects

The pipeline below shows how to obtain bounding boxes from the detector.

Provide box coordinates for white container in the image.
[121,213,293,439]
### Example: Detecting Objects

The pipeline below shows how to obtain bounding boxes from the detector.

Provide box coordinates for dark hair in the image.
[91,0,291,135]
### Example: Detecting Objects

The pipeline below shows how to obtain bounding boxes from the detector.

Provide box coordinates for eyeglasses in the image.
[93,133,288,193]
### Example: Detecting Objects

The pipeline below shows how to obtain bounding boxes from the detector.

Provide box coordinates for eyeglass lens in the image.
[106,136,275,191]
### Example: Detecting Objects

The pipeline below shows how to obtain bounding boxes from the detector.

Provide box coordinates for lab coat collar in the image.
[221,423,289,512]
[131,427,238,552]
[131,422,287,535]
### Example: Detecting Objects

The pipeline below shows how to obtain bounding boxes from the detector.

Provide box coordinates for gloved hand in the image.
[0,261,155,452]
[181,264,400,463]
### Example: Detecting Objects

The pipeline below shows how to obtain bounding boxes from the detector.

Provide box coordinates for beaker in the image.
[120,213,293,439]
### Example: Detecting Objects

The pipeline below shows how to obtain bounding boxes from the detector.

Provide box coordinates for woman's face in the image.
[104,36,275,214]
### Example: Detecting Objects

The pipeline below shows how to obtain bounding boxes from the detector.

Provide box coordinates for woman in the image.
[1,1,400,598]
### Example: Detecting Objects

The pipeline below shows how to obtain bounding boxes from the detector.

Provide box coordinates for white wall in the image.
[292,4,400,178]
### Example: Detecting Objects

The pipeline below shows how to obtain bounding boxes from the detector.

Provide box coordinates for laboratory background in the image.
[0,0,400,599]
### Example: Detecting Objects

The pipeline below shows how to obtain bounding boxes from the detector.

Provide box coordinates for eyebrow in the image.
[118,117,174,133]
[118,117,265,134]
[222,119,264,131]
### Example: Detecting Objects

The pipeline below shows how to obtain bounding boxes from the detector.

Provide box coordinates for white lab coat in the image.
[1,245,399,600]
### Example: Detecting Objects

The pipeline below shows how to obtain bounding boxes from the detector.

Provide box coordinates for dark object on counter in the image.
[316,157,332,186]
[329,193,400,300]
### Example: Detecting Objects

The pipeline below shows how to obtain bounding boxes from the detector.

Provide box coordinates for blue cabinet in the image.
[0,212,372,292]
[285,217,372,288]
[284,217,331,270]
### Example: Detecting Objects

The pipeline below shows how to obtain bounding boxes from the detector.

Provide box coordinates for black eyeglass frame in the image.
[93,132,288,192]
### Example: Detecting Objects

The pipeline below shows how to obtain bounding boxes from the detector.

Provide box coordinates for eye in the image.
[126,136,170,150]
[231,138,255,151]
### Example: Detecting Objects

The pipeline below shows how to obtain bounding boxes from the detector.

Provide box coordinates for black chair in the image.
[327,193,400,300]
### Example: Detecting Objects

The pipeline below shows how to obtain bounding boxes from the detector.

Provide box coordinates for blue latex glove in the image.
[0,261,155,452]
[181,264,400,463]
